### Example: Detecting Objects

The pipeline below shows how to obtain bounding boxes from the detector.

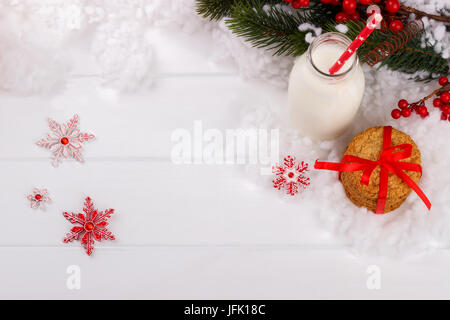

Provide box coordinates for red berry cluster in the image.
[283,0,310,9]
[285,0,404,32]
[334,0,362,22]
[391,99,426,119]
[391,76,450,122]
[434,77,450,121]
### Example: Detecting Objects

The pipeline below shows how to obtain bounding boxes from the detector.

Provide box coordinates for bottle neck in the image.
[306,32,358,83]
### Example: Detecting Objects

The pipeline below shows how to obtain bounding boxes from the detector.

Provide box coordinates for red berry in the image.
[385,0,400,13]
[342,0,357,12]
[335,12,348,23]
[417,105,428,117]
[35,194,42,201]
[291,0,302,8]
[441,92,450,103]
[320,0,332,3]
[391,109,401,119]
[433,98,443,108]
[443,105,450,115]
[330,0,340,5]
[397,99,408,109]
[359,0,371,4]
[389,20,403,32]
[439,76,449,86]
[372,0,380,3]
[441,113,448,121]
[349,11,360,20]
[299,0,310,7]
[60,137,69,145]
[283,0,292,2]
[401,108,411,118]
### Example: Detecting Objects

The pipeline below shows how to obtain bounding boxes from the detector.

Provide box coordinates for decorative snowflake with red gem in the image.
[36,114,95,166]
[272,156,310,196]
[63,197,115,256]
[27,188,51,210]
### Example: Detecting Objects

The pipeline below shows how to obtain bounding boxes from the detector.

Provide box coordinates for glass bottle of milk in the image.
[288,32,365,141]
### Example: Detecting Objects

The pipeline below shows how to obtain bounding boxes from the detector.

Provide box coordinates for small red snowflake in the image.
[272,156,310,196]
[63,197,115,256]
[27,188,51,210]
[36,114,95,166]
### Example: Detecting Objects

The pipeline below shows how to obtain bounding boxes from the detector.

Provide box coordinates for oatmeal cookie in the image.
[340,126,421,213]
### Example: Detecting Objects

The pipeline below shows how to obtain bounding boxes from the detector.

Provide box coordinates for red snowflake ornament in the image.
[36,114,95,166]
[27,188,51,210]
[272,156,310,196]
[63,197,115,256]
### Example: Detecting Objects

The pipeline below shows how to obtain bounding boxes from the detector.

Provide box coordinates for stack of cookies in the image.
[340,126,422,213]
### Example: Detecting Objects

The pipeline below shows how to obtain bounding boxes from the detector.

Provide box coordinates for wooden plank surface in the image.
[0,26,448,299]
[1,247,449,299]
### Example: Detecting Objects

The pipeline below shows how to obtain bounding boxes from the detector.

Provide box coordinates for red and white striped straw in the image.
[328,13,383,75]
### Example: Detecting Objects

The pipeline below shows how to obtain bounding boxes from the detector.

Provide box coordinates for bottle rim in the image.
[307,32,358,79]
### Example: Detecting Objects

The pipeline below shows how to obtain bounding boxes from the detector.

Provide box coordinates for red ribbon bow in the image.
[314,126,431,214]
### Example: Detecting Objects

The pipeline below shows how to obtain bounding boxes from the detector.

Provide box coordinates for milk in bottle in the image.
[288,32,365,141]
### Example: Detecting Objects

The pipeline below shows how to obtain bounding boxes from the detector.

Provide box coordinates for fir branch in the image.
[196,0,282,21]
[226,1,306,56]
[196,0,237,21]
[226,1,336,56]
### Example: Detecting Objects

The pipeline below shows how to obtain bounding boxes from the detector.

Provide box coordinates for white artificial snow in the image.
[0,0,160,92]
[335,24,349,34]
[0,1,74,93]
[211,19,293,88]
[298,23,323,44]
[434,24,446,41]
[91,19,154,91]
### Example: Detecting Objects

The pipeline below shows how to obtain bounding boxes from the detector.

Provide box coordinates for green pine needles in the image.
[196,0,449,79]
[196,0,238,21]
[226,1,336,56]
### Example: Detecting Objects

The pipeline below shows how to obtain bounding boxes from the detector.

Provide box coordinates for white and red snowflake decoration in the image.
[63,197,115,256]
[272,156,310,196]
[36,114,95,166]
[27,188,51,210]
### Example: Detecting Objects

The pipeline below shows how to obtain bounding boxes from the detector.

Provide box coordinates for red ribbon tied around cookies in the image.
[314,126,431,214]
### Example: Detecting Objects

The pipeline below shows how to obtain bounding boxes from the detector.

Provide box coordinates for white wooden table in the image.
[1,26,449,300]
